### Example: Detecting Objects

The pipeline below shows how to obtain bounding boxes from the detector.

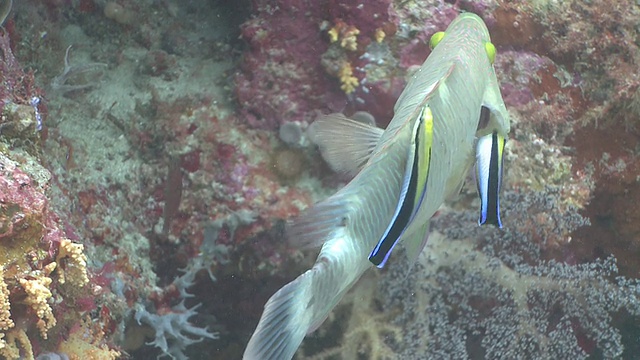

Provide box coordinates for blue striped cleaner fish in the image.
[243,13,510,360]
[476,130,506,227]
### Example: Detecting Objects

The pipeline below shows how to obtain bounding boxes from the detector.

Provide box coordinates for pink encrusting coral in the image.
[0,19,120,359]
[235,0,343,130]
[0,31,43,113]
[235,0,400,130]
[0,117,116,358]
[234,0,491,129]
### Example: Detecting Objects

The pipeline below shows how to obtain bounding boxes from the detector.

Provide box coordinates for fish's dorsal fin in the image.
[393,62,455,117]
[308,113,384,176]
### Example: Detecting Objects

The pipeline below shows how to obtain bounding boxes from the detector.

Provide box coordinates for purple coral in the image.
[379,188,640,359]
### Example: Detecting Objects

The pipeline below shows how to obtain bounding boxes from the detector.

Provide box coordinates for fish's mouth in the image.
[477,106,491,131]
[476,105,509,139]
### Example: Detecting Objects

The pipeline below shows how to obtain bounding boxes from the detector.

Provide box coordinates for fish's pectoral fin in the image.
[308,113,384,176]
[287,196,351,249]
[369,105,434,268]
[402,219,430,267]
[475,131,506,228]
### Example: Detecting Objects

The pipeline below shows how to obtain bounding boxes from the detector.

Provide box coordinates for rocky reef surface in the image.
[0,0,636,359]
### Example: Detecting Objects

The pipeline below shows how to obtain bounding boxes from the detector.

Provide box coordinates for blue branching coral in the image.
[131,221,231,359]
[134,301,218,360]
[379,187,640,359]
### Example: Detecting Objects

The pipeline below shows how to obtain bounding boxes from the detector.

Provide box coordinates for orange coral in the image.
[340,27,360,51]
[374,27,385,43]
[327,22,360,51]
[55,239,89,287]
[0,269,13,332]
[338,62,359,94]
[328,26,339,43]
[19,275,56,339]
[58,319,121,360]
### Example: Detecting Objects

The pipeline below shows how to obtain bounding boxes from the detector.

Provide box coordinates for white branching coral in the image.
[132,219,229,359]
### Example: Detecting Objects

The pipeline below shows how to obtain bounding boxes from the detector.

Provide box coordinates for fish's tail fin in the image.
[244,237,366,360]
[243,270,314,360]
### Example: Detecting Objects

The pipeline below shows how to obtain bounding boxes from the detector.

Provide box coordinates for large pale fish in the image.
[243,13,510,360]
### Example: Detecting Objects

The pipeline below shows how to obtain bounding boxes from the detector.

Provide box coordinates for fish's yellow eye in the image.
[429,31,445,49]
[485,41,496,64]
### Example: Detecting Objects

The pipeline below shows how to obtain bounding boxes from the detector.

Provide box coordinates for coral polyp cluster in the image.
[374,28,386,43]
[337,62,359,94]
[328,21,360,51]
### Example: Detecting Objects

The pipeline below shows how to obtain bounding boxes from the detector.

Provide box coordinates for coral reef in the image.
[235,0,398,129]
[50,45,107,94]
[8,1,326,357]
[0,0,638,358]
[0,25,115,360]
[0,107,109,358]
[56,320,120,360]
[378,187,640,359]
[468,0,640,278]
